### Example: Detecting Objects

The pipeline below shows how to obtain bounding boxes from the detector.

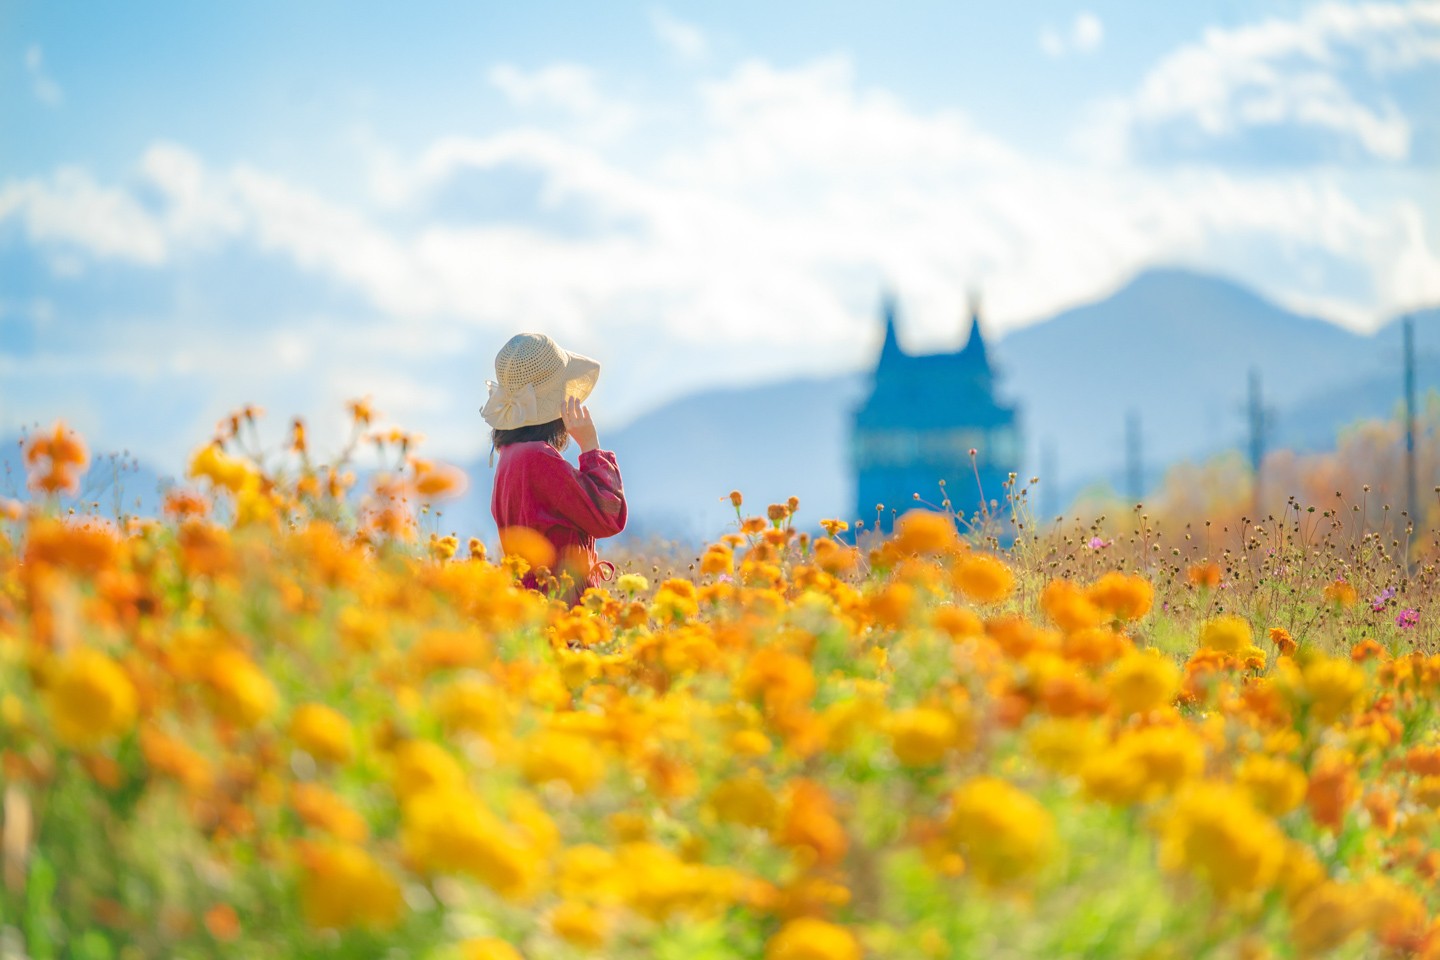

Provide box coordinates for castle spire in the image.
[879,291,903,363]
[959,292,991,373]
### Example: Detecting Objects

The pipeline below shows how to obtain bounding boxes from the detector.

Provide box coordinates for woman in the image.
[482,332,626,602]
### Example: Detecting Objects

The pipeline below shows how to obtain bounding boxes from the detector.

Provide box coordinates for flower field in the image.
[6,410,1440,959]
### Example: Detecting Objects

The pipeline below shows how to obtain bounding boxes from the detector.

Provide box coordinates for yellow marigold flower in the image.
[1158,781,1284,901]
[550,900,608,950]
[204,648,278,728]
[521,731,604,794]
[1199,615,1252,654]
[1106,650,1180,717]
[557,844,624,903]
[1235,755,1307,817]
[887,707,960,767]
[765,917,862,960]
[401,788,537,897]
[651,578,700,622]
[952,555,1015,605]
[462,938,524,960]
[892,510,958,555]
[613,841,727,921]
[1413,776,1440,809]
[616,573,649,595]
[729,729,773,757]
[187,444,257,494]
[391,739,467,804]
[709,769,780,829]
[1288,881,1367,955]
[1359,874,1428,946]
[291,782,369,843]
[297,842,403,931]
[1303,657,1366,725]
[945,776,1054,886]
[288,703,354,765]
[432,678,509,736]
[1040,579,1103,633]
[1240,645,1267,671]
[1026,717,1104,775]
[1082,726,1204,805]
[45,648,138,748]
[1323,580,1358,607]
[1086,572,1154,621]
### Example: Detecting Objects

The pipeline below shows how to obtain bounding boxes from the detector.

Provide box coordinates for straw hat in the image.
[481,333,600,430]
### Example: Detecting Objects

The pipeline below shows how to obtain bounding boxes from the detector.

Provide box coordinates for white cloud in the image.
[488,63,637,139]
[650,8,707,61]
[1102,0,1440,161]
[0,167,165,262]
[1,14,1437,461]
[24,45,63,106]
[1041,12,1105,57]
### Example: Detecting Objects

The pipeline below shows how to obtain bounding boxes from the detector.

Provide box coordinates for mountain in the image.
[990,269,1383,503]
[11,269,1435,545]
[533,269,1433,539]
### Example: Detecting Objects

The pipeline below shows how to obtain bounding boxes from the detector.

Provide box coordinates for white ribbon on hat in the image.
[481,380,540,430]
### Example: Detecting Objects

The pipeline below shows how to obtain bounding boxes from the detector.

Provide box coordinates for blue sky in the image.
[2,0,1437,464]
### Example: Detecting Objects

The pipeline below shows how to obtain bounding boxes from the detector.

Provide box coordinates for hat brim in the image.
[481,346,601,430]
[560,351,600,404]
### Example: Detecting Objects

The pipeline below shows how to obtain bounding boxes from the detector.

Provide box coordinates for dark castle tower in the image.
[851,295,1020,529]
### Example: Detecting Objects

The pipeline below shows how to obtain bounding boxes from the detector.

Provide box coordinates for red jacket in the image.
[491,441,627,599]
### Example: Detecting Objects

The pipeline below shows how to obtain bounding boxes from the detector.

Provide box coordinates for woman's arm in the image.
[531,399,625,538]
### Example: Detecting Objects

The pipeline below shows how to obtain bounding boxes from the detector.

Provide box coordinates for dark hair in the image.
[492,418,569,451]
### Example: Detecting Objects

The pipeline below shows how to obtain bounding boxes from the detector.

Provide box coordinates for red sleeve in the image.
[540,448,628,539]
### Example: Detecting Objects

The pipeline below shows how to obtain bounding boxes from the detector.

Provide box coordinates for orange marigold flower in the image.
[700,543,734,577]
[203,903,241,942]
[765,918,861,960]
[1323,580,1358,607]
[1350,638,1387,663]
[892,510,958,555]
[1269,627,1297,656]
[1040,580,1103,633]
[291,782,369,842]
[1307,754,1356,832]
[775,779,848,866]
[1186,562,1221,588]
[952,555,1015,605]
[1086,572,1153,621]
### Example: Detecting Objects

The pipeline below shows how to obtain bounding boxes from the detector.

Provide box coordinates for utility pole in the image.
[1405,315,1417,541]
[1249,369,1264,516]
[1126,410,1142,502]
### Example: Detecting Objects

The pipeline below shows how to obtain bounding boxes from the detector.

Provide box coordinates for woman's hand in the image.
[562,396,600,453]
